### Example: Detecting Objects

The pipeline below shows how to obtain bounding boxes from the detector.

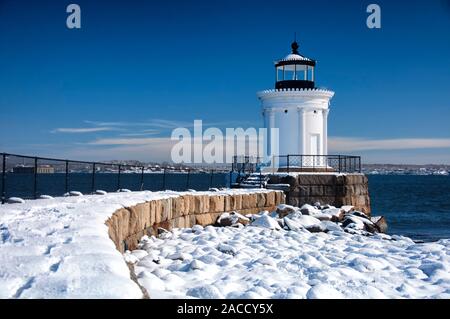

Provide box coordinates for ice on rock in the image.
[250,215,281,230]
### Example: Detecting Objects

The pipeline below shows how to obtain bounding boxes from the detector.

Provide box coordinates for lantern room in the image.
[275,41,316,90]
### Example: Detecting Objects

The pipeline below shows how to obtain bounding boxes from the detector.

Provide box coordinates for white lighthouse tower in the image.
[257,41,334,168]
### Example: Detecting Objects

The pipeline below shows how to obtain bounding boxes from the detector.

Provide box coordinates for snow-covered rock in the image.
[39,195,54,200]
[129,221,450,299]
[95,190,107,195]
[307,284,344,299]
[64,191,83,197]
[187,285,224,299]
[291,215,322,228]
[7,197,25,204]
[299,204,322,217]
[217,212,249,227]
[276,204,299,217]
[250,215,281,230]
[341,205,354,213]
[283,217,304,231]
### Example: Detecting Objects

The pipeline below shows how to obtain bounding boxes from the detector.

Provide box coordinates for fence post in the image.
[162,168,166,190]
[65,160,69,193]
[312,155,315,173]
[259,169,262,188]
[33,157,38,199]
[287,155,290,174]
[91,163,96,194]
[338,155,342,173]
[186,169,190,190]
[359,157,362,173]
[117,165,122,191]
[1,154,6,204]
[209,169,214,189]
[229,171,233,188]
[140,167,145,191]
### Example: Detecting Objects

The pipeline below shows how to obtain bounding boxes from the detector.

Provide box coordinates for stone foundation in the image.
[268,173,371,215]
[106,190,285,253]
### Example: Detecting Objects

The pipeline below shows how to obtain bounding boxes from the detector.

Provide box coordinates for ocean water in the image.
[2,173,449,242]
[368,175,450,242]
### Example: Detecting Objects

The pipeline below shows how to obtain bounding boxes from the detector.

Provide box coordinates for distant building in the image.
[37,165,55,174]
[12,165,34,174]
[13,165,55,174]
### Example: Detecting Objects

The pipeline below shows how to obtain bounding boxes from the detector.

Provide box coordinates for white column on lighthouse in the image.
[298,108,306,154]
[269,109,275,155]
[322,108,329,156]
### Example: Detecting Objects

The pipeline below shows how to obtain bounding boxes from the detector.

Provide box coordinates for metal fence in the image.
[231,156,262,174]
[0,153,230,204]
[277,155,361,173]
[232,155,361,174]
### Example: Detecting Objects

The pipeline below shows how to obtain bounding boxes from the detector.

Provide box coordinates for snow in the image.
[0,188,273,299]
[2,189,450,299]
[250,215,281,230]
[130,220,450,299]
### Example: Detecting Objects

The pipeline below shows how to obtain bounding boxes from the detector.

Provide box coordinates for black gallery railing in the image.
[232,155,361,174]
[0,153,230,204]
[279,155,361,174]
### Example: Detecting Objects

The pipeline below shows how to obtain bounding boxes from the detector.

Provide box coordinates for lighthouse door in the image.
[310,134,321,165]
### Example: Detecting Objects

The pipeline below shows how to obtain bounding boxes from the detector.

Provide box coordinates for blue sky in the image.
[0,0,450,164]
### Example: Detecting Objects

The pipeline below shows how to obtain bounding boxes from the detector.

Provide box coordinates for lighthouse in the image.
[257,41,334,168]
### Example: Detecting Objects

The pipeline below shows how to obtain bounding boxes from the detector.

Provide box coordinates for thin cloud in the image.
[329,137,450,152]
[84,119,259,130]
[51,127,117,134]
[86,137,171,146]
[84,119,193,129]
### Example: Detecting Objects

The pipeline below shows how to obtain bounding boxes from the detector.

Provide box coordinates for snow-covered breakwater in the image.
[0,189,283,298]
[127,204,450,299]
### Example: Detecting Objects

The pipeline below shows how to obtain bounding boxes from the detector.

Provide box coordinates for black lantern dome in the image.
[275,41,316,90]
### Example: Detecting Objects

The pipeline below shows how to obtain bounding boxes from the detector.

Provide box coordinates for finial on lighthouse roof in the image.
[291,41,299,55]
